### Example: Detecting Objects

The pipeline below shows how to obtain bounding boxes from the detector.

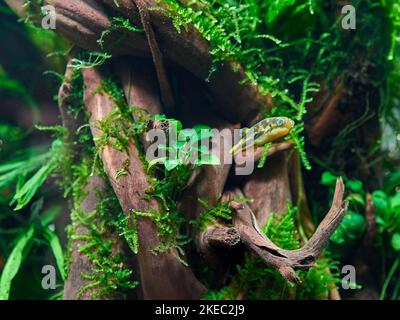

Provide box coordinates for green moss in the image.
[72,197,138,299]
[51,69,138,299]
[145,166,191,261]
[155,0,344,170]
[194,196,252,231]
[98,17,144,49]
[90,77,192,264]
[67,151,138,299]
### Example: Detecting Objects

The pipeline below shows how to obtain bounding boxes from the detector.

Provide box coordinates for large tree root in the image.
[82,66,206,299]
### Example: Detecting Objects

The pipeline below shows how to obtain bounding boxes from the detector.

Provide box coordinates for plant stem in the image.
[380,257,400,300]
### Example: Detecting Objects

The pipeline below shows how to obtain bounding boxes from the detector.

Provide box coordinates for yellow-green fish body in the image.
[230,117,295,155]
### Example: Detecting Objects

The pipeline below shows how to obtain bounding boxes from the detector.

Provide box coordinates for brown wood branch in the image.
[59,53,129,300]
[202,226,240,249]
[132,0,175,114]
[59,57,119,300]
[287,152,341,299]
[64,174,133,299]
[116,58,162,115]
[57,53,82,193]
[364,193,377,246]
[5,0,270,125]
[59,56,136,300]
[82,66,206,299]
[101,0,209,77]
[114,57,163,151]
[58,54,77,141]
[231,178,348,285]
[64,174,104,300]
[102,0,271,124]
[103,0,272,123]
[198,225,241,282]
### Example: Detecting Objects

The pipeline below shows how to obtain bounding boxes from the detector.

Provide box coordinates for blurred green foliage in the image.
[321,169,400,299]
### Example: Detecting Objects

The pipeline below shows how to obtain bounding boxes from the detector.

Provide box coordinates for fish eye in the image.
[276,118,284,126]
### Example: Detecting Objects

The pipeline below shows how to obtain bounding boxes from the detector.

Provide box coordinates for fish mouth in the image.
[283,118,295,131]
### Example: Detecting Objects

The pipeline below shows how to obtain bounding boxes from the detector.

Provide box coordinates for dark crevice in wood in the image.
[132,0,175,114]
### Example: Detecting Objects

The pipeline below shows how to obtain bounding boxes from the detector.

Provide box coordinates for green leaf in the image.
[331,210,366,244]
[147,157,167,171]
[10,160,57,211]
[390,192,400,210]
[384,171,400,194]
[346,193,366,207]
[43,227,66,280]
[0,123,23,143]
[343,211,366,241]
[0,153,48,188]
[0,67,33,102]
[376,216,386,227]
[391,233,400,251]
[193,125,211,132]
[0,203,62,299]
[266,0,298,25]
[0,226,34,300]
[321,171,337,186]
[372,190,390,216]
[347,179,363,192]
[330,227,346,244]
[154,114,167,121]
[165,159,179,171]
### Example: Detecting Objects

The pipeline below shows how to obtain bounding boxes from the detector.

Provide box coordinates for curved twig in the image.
[231,178,348,284]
